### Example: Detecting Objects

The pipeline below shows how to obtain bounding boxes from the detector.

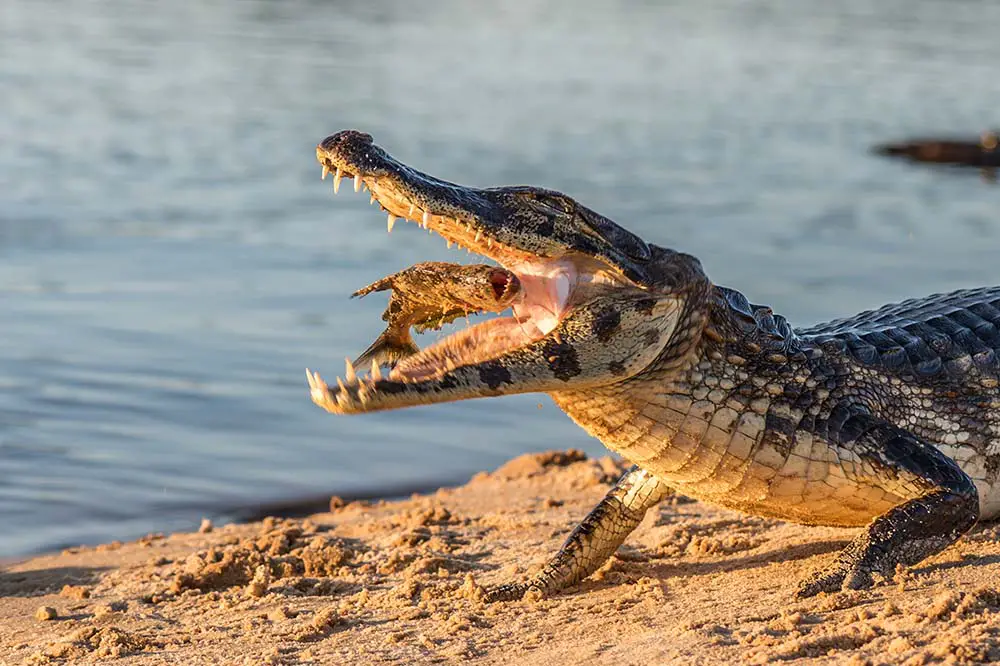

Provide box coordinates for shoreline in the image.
[3,450,999,664]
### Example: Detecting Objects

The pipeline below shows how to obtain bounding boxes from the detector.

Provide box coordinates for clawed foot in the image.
[796,560,881,598]
[483,581,545,603]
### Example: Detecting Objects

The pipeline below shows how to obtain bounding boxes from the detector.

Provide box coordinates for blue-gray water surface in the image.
[2,0,1000,557]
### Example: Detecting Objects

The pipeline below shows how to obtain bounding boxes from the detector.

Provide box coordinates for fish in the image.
[352,262,521,368]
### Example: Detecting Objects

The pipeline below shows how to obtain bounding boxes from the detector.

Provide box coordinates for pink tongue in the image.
[510,270,571,335]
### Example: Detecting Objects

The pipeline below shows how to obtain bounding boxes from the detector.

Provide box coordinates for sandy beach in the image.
[3,450,1000,665]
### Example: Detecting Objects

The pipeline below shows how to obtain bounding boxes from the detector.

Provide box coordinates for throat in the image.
[509,261,576,337]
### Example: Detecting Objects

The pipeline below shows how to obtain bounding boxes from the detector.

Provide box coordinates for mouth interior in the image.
[319,153,604,384]
[488,269,515,301]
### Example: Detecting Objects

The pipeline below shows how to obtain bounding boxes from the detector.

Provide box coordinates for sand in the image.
[3,450,1000,665]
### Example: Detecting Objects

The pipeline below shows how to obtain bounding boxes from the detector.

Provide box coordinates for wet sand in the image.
[3,450,1000,665]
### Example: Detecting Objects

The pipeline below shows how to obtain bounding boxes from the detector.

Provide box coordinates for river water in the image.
[2,0,999,556]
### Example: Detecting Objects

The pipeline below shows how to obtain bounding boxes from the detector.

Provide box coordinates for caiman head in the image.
[308,130,713,413]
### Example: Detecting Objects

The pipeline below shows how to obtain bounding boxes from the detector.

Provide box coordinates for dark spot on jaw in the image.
[608,361,626,376]
[635,298,657,315]
[534,215,556,238]
[542,339,582,381]
[592,306,621,343]
[643,329,660,346]
[478,361,513,390]
[374,381,409,395]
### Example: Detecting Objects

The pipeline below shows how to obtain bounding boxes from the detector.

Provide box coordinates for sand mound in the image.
[3,450,1000,664]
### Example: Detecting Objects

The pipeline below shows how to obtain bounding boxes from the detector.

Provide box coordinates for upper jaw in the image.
[316,131,534,265]
[315,130,652,285]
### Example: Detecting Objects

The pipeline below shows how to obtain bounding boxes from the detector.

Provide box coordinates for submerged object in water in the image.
[873,130,999,167]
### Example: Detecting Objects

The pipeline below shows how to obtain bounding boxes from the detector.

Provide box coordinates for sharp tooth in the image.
[447,240,453,249]
[422,211,431,225]
[370,194,376,205]
[333,168,342,194]
[466,222,472,232]
[474,230,482,242]
[371,360,383,380]
[354,175,362,192]
[487,238,493,249]
[321,165,330,180]
[363,183,369,192]
[409,204,416,217]
[387,214,397,233]
[337,376,347,392]
[345,357,356,382]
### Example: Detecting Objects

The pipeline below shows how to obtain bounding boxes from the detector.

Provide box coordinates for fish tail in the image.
[354,330,420,368]
[351,276,394,299]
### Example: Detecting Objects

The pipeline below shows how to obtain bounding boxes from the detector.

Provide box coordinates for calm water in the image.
[2,0,1000,557]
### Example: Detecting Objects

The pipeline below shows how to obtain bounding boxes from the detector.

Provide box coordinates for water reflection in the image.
[2,0,1000,556]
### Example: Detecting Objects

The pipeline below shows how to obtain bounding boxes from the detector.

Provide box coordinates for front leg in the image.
[798,410,979,597]
[485,465,671,602]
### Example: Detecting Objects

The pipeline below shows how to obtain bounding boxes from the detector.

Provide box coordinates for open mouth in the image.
[306,130,644,413]
[314,134,589,385]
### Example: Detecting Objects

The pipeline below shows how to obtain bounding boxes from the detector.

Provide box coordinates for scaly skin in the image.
[308,130,995,600]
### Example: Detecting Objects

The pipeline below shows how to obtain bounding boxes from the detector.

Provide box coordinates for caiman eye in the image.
[579,210,651,262]
[526,195,571,216]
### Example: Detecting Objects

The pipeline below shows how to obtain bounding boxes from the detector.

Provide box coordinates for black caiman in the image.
[308,130,999,601]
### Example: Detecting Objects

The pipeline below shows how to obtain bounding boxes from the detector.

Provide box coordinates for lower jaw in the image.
[390,316,545,383]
